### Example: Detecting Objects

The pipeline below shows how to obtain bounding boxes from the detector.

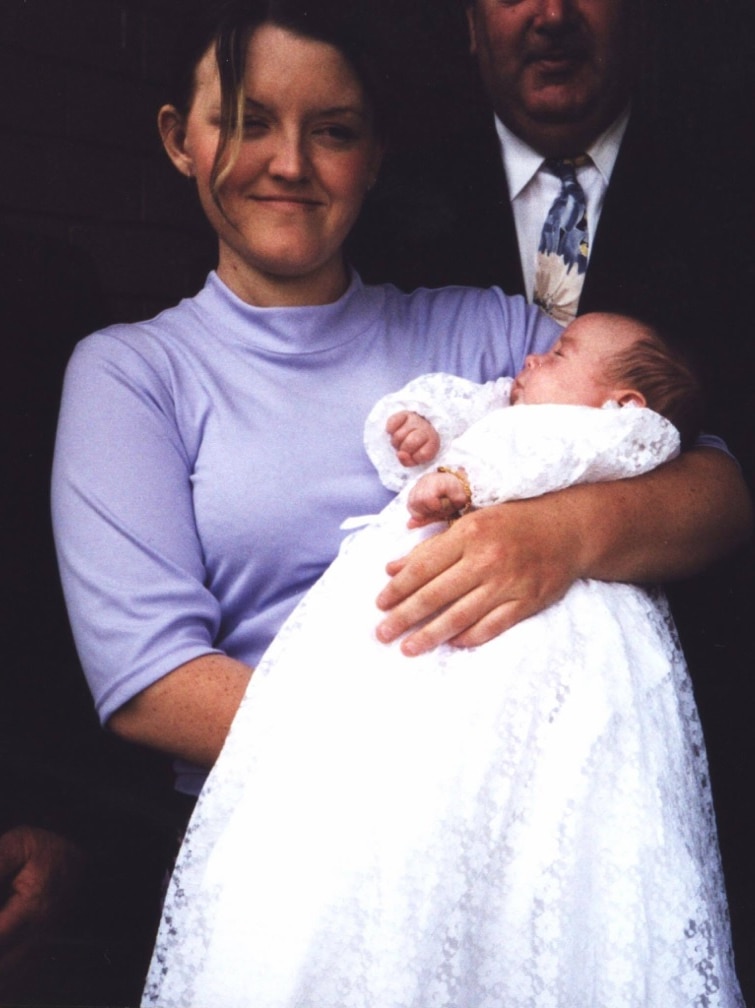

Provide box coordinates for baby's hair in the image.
[605,323,704,450]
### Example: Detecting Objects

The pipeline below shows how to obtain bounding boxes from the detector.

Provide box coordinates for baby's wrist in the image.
[436,466,472,521]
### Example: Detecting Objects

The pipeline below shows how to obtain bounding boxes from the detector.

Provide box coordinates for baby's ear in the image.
[615,389,647,409]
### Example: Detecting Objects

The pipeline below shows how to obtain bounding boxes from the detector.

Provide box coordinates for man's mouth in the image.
[527,47,587,73]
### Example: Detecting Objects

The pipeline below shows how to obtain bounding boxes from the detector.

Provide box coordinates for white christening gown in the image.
[143,379,743,1008]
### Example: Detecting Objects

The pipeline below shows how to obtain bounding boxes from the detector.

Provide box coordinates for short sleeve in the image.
[51,333,222,724]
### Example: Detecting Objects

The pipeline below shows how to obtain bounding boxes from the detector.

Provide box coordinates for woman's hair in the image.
[605,325,705,450]
[167,0,393,206]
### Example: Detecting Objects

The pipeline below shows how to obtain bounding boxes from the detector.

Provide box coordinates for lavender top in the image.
[52,272,559,790]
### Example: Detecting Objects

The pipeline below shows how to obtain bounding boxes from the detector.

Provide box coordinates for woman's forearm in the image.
[107,654,252,768]
[572,447,752,584]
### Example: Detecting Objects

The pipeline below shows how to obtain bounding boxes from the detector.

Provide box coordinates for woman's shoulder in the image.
[368,278,552,342]
[68,287,210,376]
[361,278,559,373]
[371,279,520,314]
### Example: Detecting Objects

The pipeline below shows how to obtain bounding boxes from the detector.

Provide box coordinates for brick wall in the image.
[1,0,214,323]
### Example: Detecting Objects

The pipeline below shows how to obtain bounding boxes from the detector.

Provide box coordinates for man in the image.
[460,0,662,320]
[357,0,750,354]
[352,0,754,993]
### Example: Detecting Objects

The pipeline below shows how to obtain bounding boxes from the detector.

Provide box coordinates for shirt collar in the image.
[495,105,631,200]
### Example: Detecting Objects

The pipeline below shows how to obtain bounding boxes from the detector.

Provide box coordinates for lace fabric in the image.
[143,403,742,1008]
[447,401,681,508]
[363,373,513,491]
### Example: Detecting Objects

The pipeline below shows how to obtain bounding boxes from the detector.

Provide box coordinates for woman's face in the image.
[163,24,383,304]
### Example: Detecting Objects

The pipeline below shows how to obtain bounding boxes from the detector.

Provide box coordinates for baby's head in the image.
[511,313,703,447]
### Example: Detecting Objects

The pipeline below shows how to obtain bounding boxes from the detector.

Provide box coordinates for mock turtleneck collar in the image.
[195,270,384,355]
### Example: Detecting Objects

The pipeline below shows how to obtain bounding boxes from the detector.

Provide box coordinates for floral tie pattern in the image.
[533,157,590,326]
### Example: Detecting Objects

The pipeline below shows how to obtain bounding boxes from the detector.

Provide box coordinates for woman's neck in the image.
[216,254,350,308]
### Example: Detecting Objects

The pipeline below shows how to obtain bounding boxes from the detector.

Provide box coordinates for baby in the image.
[366,310,702,528]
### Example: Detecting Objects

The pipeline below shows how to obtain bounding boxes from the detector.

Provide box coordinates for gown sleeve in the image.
[438,403,681,509]
[363,373,514,491]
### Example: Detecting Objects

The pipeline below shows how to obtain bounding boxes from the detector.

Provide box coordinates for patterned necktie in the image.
[533,157,590,326]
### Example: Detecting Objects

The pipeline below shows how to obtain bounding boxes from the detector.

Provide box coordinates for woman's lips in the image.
[251,195,321,210]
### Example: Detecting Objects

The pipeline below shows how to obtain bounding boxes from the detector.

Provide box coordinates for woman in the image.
[51,0,748,976]
[52,0,556,797]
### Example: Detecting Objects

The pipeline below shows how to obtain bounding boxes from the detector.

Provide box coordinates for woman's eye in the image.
[314,124,359,145]
[242,117,269,134]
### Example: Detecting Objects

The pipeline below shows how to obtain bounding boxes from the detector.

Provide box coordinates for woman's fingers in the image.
[376,530,462,627]
[376,503,576,655]
[378,571,535,655]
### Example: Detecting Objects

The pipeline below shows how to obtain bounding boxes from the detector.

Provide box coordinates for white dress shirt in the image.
[495,109,630,302]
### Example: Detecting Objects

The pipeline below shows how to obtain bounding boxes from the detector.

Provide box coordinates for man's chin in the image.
[520,66,599,122]
[525,90,597,126]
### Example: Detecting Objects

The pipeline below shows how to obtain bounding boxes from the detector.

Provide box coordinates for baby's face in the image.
[511,314,639,407]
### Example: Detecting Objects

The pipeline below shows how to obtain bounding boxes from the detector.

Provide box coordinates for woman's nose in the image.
[269,130,309,181]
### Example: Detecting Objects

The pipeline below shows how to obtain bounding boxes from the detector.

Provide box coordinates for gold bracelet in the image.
[437,466,473,522]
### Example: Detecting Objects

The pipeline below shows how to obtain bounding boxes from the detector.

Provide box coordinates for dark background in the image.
[1,0,753,1004]
[1,0,212,323]
[2,3,212,1004]
[3,0,753,319]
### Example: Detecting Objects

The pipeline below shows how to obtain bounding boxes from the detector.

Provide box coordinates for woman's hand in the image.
[376,448,752,656]
[377,493,581,655]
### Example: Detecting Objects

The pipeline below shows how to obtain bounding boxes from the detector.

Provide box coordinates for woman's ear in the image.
[466,4,479,55]
[158,105,195,178]
[615,389,647,408]
[367,140,386,192]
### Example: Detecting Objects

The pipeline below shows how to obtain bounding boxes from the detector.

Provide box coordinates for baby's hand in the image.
[385,411,441,468]
[407,469,472,527]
